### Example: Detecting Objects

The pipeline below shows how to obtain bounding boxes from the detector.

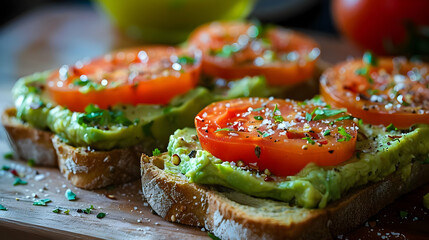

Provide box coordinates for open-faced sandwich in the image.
[140,53,429,239]
[1,21,321,190]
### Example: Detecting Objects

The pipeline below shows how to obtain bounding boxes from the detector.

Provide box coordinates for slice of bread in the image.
[141,153,429,240]
[2,108,57,167]
[2,107,145,189]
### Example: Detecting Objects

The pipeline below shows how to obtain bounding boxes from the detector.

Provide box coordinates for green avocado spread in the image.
[12,72,270,150]
[164,124,429,208]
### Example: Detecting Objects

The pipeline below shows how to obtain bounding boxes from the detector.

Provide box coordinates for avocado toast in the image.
[1,46,271,189]
[140,54,429,239]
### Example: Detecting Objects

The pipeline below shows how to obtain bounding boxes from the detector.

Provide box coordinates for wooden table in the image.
[0,4,428,240]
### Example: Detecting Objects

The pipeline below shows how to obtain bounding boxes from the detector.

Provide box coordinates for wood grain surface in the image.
[0,4,428,240]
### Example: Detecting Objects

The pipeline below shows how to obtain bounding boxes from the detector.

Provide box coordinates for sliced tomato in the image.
[46,46,201,112]
[320,54,429,128]
[195,98,358,177]
[188,22,320,86]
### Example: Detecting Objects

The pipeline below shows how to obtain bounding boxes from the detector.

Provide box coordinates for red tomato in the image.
[46,46,201,112]
[332,0,429,55]
[188,22,320,86]
[195,98,358,177]
[320,53,429,128]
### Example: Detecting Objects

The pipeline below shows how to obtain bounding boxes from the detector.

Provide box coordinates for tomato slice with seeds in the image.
[188,22,320,86]
[47,46,201,112]
[320,54,429,128]
[195,98,358,177]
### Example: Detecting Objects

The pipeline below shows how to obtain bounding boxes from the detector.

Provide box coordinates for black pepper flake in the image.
[188,150,197,158]
[254,146,261,158]
[328,150,334,154]
[77,209,83,213]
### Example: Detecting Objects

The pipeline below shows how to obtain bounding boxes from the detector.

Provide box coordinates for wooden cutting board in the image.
[0,4,428,240]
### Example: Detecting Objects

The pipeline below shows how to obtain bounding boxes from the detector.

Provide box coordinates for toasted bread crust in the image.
[141,154,429,240]
[53,136,142,189]
[2,108,143,189]
[1,108,57,167]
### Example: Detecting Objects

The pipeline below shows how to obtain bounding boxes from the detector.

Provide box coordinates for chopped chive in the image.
[273,115,284,123]
[312,109,347,121]
[254,116,263,120]
[337,127,352,142]
[52,208,61,213]
[323,130,331,136]
[96,212,106,219]
[2,165,10,171]
[305,112,312,122]
[214,128,234,132]
[252,107,264,112]
[152,148,161,156]
[334,115,354,122]
[0,204,7,211]
[386,123,397,132]
[302,137,315,145]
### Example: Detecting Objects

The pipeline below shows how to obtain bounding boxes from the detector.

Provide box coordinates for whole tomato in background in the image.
[332,0,429,57]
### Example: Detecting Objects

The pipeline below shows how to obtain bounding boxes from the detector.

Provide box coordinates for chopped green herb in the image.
[64,209,70,215]
[355,66,374,84]
[312,109,347,121]
[13,178,27,186]
[254,146,261,158]
[305,112,312,122]
[96,212,106,219]
[176,55,195,65]
[52,208,61,213]
[27,159,35,167]
[2,165,10,171]
[152,148,161,156]
[208,232,221,240]
[0,204,7,211]
[273,115,284,123]
[399,210,408,219]
[73,78,105,93]
[337,127,352,142]
[65,189,77,201]
[3,152,13,160]
[214,128,234,132]
[273,104,280,114]
[386,123,397,132]
[257,130,264,136]
[262,132,272,138]
[252,107,264,112]
[254,116,263,120]
[422,156,429,164]
[358,119,363,126]
[362,51,378,66]
[334,116,354,122]
[83,205,94,214]
[33,199,51,206]
[78,104,133,128]
[323,130,331,136]
[302,137,315,145]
